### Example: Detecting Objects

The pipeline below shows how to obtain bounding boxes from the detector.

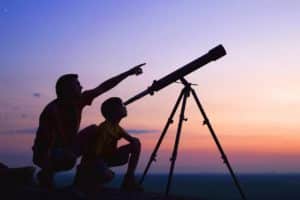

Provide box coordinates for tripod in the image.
[139,78,247,200]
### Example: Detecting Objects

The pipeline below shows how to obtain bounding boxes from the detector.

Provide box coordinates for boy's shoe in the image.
[121,174,143,192]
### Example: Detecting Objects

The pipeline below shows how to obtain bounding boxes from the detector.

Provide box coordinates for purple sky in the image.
[1,1,300,173]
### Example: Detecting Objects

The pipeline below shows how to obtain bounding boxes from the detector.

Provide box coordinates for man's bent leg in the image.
[34,153,55,189]
[37,169,54,189]
[36,150,76,189]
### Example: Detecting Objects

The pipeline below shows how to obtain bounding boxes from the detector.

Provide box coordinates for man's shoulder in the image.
[80,90,95,106]
[80,124,98,134]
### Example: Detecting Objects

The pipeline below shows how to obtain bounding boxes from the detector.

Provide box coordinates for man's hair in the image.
[101,97,123,120]
[55,74,78,98]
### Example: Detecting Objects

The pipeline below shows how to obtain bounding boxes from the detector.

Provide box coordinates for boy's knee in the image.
[130,138,141,151]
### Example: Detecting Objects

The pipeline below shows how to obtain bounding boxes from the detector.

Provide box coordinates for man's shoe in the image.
[37,170,54,190]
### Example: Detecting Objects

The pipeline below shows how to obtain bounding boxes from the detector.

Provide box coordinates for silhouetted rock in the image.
[0,162,35,188]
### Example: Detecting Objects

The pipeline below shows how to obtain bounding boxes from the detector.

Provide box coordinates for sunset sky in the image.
[0,1,300,174]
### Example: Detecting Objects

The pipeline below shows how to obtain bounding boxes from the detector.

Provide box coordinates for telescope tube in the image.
[125,44,226,105]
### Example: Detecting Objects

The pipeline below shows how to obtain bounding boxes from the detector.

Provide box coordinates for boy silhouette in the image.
[75,97,142,192]
[32,64,144,189]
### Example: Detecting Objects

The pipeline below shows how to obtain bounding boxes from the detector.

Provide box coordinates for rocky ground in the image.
[2,186,203,200]
[0,164,203,200]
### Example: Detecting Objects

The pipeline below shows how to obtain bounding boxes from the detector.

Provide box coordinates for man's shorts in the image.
[33,147,76,171]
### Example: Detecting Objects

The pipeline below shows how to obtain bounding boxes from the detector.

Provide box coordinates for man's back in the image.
[34,90,95,149]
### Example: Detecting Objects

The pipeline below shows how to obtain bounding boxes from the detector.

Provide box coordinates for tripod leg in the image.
[190,88,247,200]
[165,88,189,195]
[139,89,185,184]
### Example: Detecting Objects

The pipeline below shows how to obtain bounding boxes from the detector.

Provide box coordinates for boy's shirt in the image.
[94,121,126,158]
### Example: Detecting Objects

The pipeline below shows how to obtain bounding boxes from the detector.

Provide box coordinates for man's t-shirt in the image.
[94,121,126,158]
[33,90,95,155]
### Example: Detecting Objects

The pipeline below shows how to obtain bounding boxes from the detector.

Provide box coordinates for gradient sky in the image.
[0,0,300,174]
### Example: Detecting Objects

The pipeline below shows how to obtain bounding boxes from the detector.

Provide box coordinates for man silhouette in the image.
[32,63,145,189]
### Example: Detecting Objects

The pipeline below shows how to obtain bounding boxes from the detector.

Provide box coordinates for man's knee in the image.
[53,158,76,171]
[63,158,76,170]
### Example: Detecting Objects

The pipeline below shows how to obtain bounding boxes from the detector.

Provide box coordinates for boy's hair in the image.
[55,74,78,98]
[101,97,123,120]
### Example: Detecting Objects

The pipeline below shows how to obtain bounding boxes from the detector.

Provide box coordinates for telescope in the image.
[124,44,226,105]
[128,44,247,199]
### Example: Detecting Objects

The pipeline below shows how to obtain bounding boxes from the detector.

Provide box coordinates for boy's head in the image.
[56,74,82,100]
[101,97,127,122]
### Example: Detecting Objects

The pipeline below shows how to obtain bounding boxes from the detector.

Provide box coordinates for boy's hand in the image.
[128,63,145,76]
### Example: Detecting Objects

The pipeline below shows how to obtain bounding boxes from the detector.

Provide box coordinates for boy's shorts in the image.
[104,144,131,167]
[95,144,131,177]
[76,144,131,185]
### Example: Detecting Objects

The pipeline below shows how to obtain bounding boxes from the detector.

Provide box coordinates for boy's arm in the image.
[121,131,139,144]
[82,63,145,105]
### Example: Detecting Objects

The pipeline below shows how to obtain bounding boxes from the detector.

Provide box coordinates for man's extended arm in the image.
[85,63,145,101]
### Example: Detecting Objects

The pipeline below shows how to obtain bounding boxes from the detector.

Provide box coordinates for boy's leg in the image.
[106,139,142,191]
[126,139,141,176]
[73,158,114,197]
[107,139,141,175]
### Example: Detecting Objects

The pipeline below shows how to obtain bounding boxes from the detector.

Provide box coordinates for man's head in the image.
[101,97,127,122]
[56,74,82,100]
